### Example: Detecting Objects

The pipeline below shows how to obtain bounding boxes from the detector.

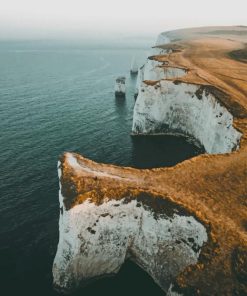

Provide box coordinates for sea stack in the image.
[130,56,138,75]
[115,76,126,97]
[53,26,247,295]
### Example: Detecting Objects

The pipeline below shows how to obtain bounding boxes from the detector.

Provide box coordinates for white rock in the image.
[53,182,207,293]
[135,32,170,97]
[132,80,241,154]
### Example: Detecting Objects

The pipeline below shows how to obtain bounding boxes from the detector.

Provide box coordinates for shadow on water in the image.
[114,96,127,112]
[72,261,164,296]
[3,243,164,296]
[131,135,205,169]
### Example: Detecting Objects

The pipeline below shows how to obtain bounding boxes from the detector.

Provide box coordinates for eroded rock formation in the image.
[53,26,247,295]
[53,155,207,293]
[132,80,241,153]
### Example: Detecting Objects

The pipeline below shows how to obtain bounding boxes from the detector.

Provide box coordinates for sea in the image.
[0,39,203,296]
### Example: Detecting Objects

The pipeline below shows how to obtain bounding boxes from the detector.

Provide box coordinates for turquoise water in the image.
[0,40,203,296]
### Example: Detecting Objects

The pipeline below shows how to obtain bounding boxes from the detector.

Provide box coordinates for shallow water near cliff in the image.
[0,40,203,296]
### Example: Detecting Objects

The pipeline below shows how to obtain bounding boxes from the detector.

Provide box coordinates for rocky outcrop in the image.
[53,154,207,293]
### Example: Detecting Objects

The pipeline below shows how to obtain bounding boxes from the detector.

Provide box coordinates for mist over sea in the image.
[0,39,202,296]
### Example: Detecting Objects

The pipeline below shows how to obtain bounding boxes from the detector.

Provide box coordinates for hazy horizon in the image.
[0,0,246,40]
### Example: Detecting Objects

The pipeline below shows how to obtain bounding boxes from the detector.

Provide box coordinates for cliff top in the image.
[156,36,247,118]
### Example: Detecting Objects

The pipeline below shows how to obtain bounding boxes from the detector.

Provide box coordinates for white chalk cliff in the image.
[132,80,241,153]
[53,156,207,294]
[155,32,170,47]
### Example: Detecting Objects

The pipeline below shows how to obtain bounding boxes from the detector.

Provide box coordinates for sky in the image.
[0,0,246,40]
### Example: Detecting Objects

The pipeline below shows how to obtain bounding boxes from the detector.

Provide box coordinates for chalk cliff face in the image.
[155,32,170,47]
[132,80,241,153]
[135,34,171,97]
[135,59,186,97]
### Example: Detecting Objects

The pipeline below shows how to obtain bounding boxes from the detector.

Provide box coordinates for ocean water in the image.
[0,40,203,296]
